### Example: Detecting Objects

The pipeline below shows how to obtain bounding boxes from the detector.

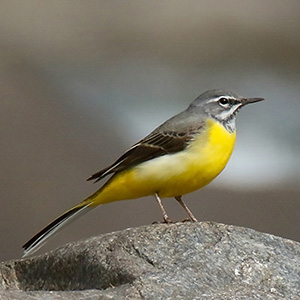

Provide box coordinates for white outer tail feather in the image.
[22,203,95,257]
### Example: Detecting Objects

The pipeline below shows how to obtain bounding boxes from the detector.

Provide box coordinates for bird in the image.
[22,89,264,257]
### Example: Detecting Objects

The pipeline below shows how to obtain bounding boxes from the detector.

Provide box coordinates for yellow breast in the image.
[150,118,236,197]
[184,118,236,191]
[94,118,236,204]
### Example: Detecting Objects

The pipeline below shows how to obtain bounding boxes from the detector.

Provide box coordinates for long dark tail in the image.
[22,201,94,257]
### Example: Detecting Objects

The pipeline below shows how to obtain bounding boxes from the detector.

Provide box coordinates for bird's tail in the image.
[22,199,95,257]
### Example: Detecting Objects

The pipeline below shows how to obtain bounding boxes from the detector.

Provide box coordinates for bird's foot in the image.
[152,217,175,224]
[181,218,193,223]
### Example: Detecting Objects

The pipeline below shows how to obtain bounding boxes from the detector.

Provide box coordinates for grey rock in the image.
[0,222,299,299]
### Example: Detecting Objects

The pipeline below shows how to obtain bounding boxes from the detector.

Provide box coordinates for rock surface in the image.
[0,222,299,299]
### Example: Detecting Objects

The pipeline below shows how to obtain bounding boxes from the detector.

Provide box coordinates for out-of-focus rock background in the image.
[0,1,299,262]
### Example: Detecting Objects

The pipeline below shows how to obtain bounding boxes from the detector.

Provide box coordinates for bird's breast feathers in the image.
[133,118,236,197]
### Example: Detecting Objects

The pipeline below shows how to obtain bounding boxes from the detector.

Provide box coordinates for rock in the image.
[0,222,299,299]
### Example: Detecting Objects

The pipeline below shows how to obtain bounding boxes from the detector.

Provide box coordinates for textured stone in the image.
[1,222,299,299]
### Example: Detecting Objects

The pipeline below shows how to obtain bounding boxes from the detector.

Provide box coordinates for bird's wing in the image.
[87,127,201,182]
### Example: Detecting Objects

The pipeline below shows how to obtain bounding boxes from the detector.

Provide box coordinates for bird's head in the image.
[188,89,264,132]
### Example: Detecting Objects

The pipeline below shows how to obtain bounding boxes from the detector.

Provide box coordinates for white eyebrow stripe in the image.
[206,96,233,103]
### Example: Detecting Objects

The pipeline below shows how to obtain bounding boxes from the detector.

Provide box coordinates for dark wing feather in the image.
[87,130,194,182]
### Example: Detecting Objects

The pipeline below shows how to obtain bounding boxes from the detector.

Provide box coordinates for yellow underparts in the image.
[89,118,236,206]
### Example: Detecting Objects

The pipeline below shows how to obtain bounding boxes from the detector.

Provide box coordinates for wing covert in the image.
[87,130,194,182]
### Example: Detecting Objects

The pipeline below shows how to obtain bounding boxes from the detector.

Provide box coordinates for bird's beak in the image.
[241,97,264,106]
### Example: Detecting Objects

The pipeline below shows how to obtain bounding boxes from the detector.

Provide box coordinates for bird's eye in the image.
[218,97,229,106]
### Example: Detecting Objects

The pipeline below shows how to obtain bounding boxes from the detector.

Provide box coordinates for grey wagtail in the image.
[22,89,264,257]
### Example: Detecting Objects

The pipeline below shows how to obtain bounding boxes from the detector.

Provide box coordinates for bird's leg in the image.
[154,193,173,223]
[175,196,198,222]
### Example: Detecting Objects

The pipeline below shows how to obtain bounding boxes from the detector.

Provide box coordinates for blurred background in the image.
[0,1,299,262]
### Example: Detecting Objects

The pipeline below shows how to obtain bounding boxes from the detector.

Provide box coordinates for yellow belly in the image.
[91,118,236,205]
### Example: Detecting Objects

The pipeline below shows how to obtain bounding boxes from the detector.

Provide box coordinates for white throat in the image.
[223,117,236,133]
